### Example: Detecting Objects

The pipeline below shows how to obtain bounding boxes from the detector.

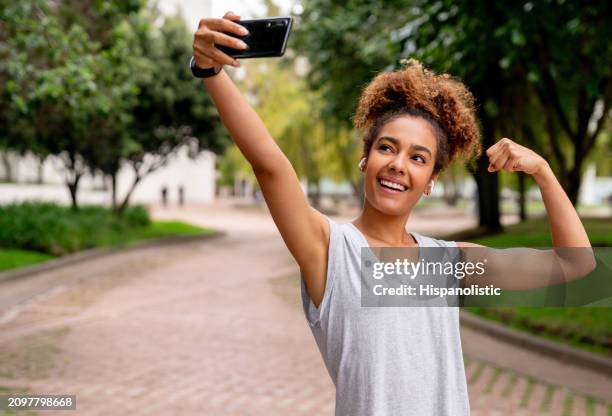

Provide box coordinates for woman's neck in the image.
[352,201,416,247]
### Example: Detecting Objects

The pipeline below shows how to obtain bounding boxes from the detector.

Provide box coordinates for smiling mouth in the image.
[378,178,408,192]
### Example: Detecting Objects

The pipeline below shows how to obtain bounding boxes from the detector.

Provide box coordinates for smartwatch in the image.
[190,56,221,78]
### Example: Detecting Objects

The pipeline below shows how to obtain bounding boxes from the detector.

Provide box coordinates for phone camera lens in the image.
[266,22,272,28]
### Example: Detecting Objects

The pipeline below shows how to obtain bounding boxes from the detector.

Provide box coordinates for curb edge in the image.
[460,310,612,378]
[0,231,226,284]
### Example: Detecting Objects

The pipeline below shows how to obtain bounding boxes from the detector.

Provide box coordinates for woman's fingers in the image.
[223,11,241,21]
[485,137,547,175]
[486,138,514,172]
[488,146,509,172]
[192,46,216,67]
[502,155,519,172]
[206,17,249,36]
[210,31,248,50]
[196,42,239,67]
[194,13,249,69]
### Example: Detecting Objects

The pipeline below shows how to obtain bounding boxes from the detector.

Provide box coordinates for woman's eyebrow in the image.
[378,136,432,157]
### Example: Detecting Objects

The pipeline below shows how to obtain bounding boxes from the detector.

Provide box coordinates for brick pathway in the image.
[0,203,610,415]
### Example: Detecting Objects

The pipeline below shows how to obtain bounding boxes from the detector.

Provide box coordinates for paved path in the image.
[0,202,610,415]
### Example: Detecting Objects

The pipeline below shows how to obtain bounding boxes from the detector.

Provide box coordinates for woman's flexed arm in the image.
[485,137,591,248]
[458,138,596,291]
[193,12,330,306]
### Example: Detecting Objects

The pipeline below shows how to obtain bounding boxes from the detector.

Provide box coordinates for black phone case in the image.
[217,17,293,59]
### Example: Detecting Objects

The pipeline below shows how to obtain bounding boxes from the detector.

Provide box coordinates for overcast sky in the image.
[158,0,296,31]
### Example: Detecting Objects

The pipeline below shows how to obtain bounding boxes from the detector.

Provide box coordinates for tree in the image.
[294,0,611,230]
[114,11,226,212]
[403,0,611,206]
[1,1,226,212]
[294,0,505,229]
[0,0,142,209]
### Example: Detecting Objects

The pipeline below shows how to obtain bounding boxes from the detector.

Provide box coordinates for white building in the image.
[0,146,216,207]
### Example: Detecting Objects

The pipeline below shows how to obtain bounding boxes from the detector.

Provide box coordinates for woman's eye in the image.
[378,144,392,152]
[413,154,426,163]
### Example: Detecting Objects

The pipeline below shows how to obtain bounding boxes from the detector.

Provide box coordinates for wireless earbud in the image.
[426,180,435,195]
[358,158,366,171]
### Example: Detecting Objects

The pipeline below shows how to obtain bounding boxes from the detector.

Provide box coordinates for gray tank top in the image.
[300,216,470,415]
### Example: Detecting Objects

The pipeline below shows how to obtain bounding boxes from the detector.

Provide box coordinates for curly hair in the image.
[353,59,481,174]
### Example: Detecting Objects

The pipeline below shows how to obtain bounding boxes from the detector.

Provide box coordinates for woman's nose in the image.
[389,155,407,174]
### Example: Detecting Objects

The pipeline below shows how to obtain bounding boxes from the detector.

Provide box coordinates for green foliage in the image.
[222,54,364,198]
[295,0,611,218]
[0,218,209,272]
[294,0,405,124]
[0,1,226,210]
[127,12,226,160]
[0,201,152,255]
[121,204,151,227]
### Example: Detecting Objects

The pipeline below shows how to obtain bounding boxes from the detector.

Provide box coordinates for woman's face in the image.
[363,115,438,216]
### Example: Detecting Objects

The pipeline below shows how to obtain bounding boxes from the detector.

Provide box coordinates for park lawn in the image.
[466,307,612,356]
[462,217,612,357]
[116,220,214,245]
[0,249,53,272]
[0,220,212,273]
[468,217,612,247]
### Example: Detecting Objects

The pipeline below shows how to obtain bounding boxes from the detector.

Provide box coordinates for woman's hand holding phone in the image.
[193,11,249,69]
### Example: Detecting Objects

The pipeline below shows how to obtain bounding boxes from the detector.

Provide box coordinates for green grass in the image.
[455,216,612,357]
[0,249,54,272]
[465,307,612,356]
[467,217,612,247]
[122,220,213,243]
[0,220,213,273]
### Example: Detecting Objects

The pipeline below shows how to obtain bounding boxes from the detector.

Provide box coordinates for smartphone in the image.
[217,17,293,59]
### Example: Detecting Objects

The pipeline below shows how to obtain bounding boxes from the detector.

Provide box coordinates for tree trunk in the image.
[37,157,44,184]
[474,117,502,232]
[350,177,365,207]
[310,178,321,209]
[117,175,141,215]
[110,172,117,210]
[443,170,459,206]
[1,151,12,182]
[67,174,81,211]
[518,172,527,221]
[566,166,582,206]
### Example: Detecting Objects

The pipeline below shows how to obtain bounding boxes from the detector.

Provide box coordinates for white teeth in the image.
[379,179,406,191]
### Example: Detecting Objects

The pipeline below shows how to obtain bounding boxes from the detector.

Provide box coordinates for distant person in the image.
[161,186,168,207]
[178,186,185,206]
[193,12,595,416]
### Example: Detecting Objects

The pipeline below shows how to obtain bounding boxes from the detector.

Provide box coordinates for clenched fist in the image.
[486,138,548,176]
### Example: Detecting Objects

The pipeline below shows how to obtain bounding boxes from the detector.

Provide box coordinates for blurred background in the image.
[0,0,610,415]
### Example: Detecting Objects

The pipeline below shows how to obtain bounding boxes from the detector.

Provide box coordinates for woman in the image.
[193,11,593,415]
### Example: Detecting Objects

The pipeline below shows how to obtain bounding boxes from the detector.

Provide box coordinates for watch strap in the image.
[190,56,221,78]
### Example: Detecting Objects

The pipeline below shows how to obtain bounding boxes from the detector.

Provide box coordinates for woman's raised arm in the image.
[193,12,330,306]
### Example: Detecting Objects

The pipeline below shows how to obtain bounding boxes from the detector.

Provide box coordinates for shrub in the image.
[123,205,151,227]
[0,202,151,256]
